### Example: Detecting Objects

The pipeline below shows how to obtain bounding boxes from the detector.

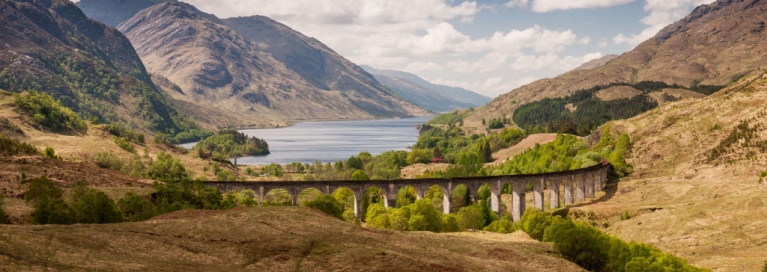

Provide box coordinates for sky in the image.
[176,0,715,98]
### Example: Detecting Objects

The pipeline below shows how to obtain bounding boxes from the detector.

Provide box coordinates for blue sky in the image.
[181,0,714,97]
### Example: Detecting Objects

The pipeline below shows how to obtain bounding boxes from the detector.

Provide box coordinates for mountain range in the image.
[461,0,767,130]
[0,0,201,139]
[77,0,428,128]
[361,65,491,112]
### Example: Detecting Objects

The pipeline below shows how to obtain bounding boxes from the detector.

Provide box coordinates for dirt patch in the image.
[595,86,642,101]
[490,133,558,164]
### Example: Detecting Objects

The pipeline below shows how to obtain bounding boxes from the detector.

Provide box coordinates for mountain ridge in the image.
[460,0,767,131]
[78,0,426,128]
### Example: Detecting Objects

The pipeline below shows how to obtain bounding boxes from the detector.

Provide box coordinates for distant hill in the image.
[570,54,618,72]
[0,0,203,140]
[77,0,426,128]
[460,0,767,131]
[361,65,491,112]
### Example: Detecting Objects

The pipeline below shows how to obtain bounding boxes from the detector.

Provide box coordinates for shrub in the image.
[260,163,283,177]
[146,152,188,182]
[115,137,136,153]
[33,197,76,225]
[0,134,39,156]
[304,194,344,219]
[72,190,124,224]
[94,151,124,170]
[117,192,157,222]
[483,216,513,233]
[441,213,461,232]
[24,176,63,205]
[350,170,369,180]
[457,204,484,231]
[14,90,87,132]
[193,129,269,159]
[44,146,58,159]
[620,211,631,220]
[107,123,144,144]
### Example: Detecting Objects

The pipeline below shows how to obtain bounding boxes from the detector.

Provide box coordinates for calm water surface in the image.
[181,117,432,165]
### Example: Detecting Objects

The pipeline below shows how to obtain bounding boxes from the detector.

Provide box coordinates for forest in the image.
[512,81,723,136]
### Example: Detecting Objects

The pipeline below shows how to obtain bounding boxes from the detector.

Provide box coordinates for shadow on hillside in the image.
[565,179,619,209]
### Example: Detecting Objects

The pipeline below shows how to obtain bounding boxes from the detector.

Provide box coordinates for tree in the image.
[346,156,364,170]
[433,146,443,160]
[457,204,484,231]
[73,190,124,224]
[350,170,369,180]
[24,176,63,205]
[407,149,433,164]
[482,141,493,163]
[305,194,344,219]
[117,192,158,222]
[33,197,75,225]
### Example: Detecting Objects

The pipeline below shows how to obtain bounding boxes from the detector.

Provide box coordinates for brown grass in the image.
[0,207,582,271]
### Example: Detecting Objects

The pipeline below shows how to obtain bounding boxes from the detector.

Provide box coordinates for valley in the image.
[1,0,767,271]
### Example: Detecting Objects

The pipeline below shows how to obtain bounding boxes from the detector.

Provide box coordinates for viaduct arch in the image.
[204,162,610,222]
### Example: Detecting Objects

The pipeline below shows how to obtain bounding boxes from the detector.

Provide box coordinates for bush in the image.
[304,194,344,219]
[115,137,136,153]
[483,216,513,233]
[107,123,144,144]
[94,151,124,170]
[350,170,369,180]
[44,146,58,159]
[33,197,76,225]
[72,190,124,224]
[24,176,63,205]
[14,90,87,132]
[146,152,188,182]
[117,192,157,222]
[0,134,39,156]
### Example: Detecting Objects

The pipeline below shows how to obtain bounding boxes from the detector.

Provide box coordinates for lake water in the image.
[180,116,432,165]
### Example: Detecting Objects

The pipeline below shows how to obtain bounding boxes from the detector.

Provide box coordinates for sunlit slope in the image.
[0,207,581,271]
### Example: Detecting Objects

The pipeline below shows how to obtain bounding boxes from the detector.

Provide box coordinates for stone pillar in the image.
[442,191,452,214]
[585,172,595,199]
[258,186,265,206]
[490,189,500,215]
[353,195,361,218]
[576,173,585,202]
[533,177,544,211]
[549,177,561,209]
[564,175,574,205]
[512,180,527,222]
[290,188,298,206]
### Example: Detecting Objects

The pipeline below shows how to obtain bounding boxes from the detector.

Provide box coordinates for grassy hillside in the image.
[568,72,767,270]
[0,206,581,271]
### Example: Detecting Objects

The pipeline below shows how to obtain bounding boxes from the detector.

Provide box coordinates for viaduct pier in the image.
[204,162,610,222]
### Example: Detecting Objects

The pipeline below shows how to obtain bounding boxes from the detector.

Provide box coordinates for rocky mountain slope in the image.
[361,65,491,112]
[463,0,767,130]
[0,0,201,138]
[78,1,425,128]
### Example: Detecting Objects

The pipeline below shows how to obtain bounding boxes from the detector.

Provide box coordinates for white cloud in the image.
[510,52,604,72]
[598,39,610,47]
[578,37,591,44]
[613,0,714,46]
[504,0,529,8]
[531,0,635,13]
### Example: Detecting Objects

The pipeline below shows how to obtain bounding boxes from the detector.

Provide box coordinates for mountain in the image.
[461,0,767,130]
[570,54,618,72]
[78,1,425,128]
[0,0,202,139]
[361,65,491,112]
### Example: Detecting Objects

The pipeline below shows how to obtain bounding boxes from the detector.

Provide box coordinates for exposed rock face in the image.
[79,1,425,127]
[464,0,767,129]
[361,65,491,112]
[0,0,197,135]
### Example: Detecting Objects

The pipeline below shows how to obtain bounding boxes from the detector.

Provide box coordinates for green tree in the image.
[73,190,124,224]
[33,197,76,225]
[406,149,433,164]
[457,204,484,231]
[347,156,364,170]
[24,176,63,205]
[117,192,158,222]
[350,170,369,180]
[396,186,417,207]
[304,194,344,219]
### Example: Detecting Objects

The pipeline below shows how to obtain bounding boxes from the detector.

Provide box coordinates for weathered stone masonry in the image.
[205,162,610,222]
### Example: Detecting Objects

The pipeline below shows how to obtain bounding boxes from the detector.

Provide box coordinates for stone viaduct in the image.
[204,162,610,222]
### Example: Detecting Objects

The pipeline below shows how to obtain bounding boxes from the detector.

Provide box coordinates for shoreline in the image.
[227,114,435,131]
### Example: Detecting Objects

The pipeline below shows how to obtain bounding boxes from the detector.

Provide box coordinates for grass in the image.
[0,206,581,271]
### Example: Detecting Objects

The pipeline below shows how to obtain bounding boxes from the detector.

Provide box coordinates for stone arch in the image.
[296,187,323,206]
[329,186,361,218]
[392,185,420,207]
[261,187,295,206]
